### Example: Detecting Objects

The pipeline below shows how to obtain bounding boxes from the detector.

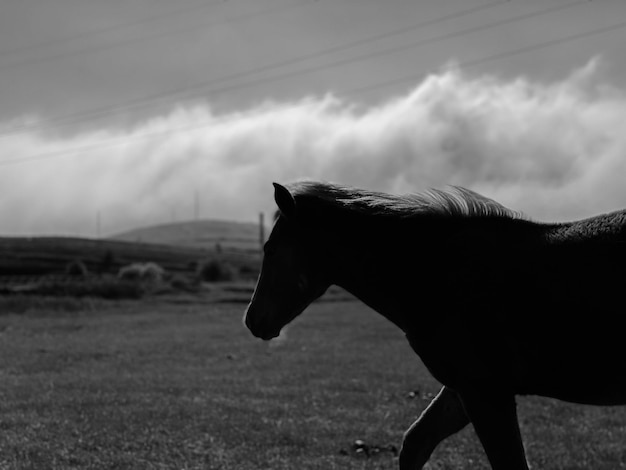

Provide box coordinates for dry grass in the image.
[1,298,626,469]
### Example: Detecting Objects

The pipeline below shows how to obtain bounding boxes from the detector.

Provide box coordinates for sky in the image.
[0,0,625,236]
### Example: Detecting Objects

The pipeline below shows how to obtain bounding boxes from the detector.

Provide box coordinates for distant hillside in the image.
[0,237,208,276]
[110,219,264,253]
[0,236,261,278]
[0,219,265,279]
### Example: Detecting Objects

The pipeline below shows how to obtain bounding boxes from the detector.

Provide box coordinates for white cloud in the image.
[1,58,625,235]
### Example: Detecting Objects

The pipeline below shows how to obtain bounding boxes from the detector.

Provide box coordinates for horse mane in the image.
[285,180,525,220]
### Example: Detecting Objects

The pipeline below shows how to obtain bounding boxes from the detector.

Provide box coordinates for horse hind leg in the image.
[399,385,470,470]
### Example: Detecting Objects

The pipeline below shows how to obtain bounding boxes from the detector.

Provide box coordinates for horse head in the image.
[244,183,330,340]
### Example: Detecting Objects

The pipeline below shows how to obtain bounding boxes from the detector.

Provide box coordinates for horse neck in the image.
[314,213,450,331]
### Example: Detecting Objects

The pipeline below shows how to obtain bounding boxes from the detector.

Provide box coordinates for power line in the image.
[154,0,591,100]
[1,1,597,142]
[0,0,509,136]
[350,18,626,96]
[0,0,226,61]
[2,15,624,168]
[227,0,591,91]
[0,0,321,73]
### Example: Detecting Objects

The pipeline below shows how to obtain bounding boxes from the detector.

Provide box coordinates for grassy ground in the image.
[1,298,626,469]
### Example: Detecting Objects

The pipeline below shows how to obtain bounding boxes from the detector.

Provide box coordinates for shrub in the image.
[197,259,234,282]
[118,262,164,283]
[66,259,89,277]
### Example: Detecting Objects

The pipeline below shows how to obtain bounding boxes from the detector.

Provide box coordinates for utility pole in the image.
[259,212,265,252]
[96,210,101,239]
[194,191,200,220]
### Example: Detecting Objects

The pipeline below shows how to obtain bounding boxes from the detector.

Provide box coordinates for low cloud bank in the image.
[1,59,625,235]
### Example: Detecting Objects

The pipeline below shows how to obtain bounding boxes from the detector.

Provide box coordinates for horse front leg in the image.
[459,391,529,470]
[399,385,470,470]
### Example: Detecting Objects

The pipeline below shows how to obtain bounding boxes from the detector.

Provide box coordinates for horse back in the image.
[450,208,626,302]
[534,209,626,306]
[548,208,626,244]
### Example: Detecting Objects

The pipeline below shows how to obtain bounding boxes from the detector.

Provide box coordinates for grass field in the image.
[2,297,626,469]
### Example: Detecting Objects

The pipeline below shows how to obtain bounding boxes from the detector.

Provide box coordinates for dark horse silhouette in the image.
[244,180,626,470]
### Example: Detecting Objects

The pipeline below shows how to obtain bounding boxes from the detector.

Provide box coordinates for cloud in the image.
[1,58,625,235]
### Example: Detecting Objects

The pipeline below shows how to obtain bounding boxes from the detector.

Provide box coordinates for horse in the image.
[244,180,626,470]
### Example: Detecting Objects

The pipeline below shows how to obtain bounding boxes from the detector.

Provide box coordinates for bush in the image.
[197,259,234,282]
[118,262,164,283]
[66,259,89,277]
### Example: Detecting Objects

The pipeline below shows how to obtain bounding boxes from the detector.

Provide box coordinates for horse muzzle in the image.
[244,303,281,341]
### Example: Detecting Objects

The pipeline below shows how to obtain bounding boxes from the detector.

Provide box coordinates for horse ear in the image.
[273,183,296,219]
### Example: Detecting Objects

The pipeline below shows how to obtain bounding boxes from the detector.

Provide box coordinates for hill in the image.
[0,237,207,276]
[0,236,260,278]
[110,219,264,253]
[0,219,264,280]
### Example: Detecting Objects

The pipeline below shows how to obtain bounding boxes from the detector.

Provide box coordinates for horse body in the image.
[244,181,626,469]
